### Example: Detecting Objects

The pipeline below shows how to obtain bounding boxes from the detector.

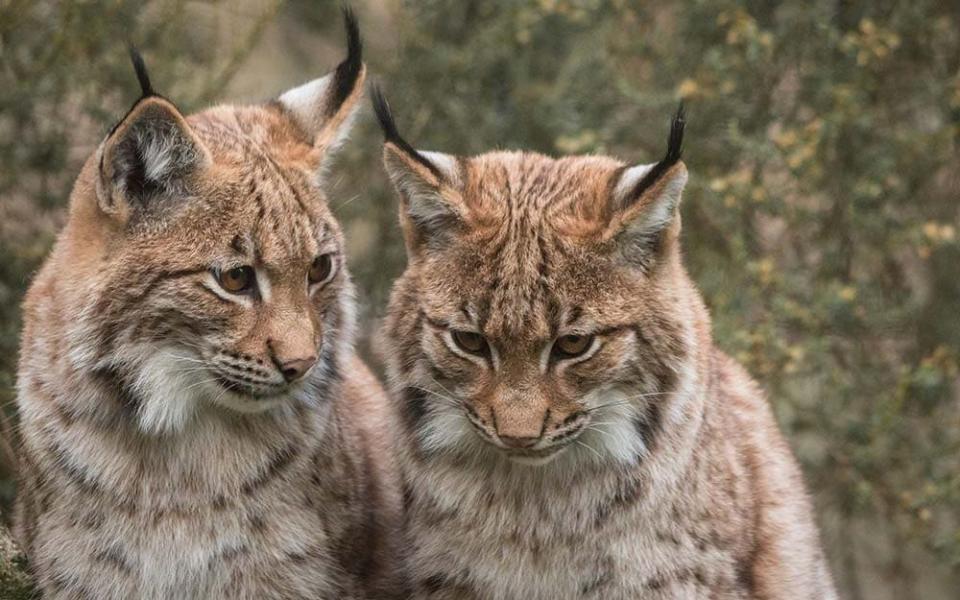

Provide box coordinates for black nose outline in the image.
[277,356,317,383]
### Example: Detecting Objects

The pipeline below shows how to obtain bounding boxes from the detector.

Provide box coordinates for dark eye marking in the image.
[419,310,450,330]
[451,330,489,356]
[230,234,248,255]
[565,306,584,327]
[592,324,632,337]
[133,267,209,302]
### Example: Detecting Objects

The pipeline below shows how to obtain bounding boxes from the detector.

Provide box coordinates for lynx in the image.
[372,88,837,599]
[13,11,401,599]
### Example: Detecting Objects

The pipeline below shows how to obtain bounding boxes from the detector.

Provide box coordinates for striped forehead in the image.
[459,153,616,338]
[251,188,324,265]
[191,108,329,265]
[465,152,620,223]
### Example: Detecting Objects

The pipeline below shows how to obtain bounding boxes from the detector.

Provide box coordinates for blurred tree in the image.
[0,0,957,597]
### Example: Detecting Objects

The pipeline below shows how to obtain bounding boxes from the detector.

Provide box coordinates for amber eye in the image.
[451,330,489,356]
[552,334,594,359]
[217,266,254,294]
[309,254,334,284]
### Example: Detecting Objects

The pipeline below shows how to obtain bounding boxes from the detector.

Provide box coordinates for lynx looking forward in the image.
[14,11,399,599]
[373,89,837,600]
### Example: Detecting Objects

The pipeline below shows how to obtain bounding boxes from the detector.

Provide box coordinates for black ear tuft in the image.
[328,4,363,115]
[625,103,686,204]
[370,83,400,144]
[128,46,155,98]
[370,83,444,180]
[665,102,685,165]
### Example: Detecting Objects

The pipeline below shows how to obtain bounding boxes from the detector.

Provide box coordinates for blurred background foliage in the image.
[0,0,958,597]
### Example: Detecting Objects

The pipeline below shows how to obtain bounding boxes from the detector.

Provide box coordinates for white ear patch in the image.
[613,163,656,206]
[385,149,465,243]
[417,151,462,186]
[611,162,688,251]
[278,75,334,135]
[632,171,687,237]
[139,132,179,183]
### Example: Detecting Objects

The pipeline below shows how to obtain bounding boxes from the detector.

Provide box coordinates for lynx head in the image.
[375,87,705,467]
[55,9,366,433]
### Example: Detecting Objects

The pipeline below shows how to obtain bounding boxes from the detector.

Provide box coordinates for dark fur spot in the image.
[401,481,415,513]
[736,556,756,592]
[594,477,644,526]
[580,555,615,596]
[644,575,666,590]
[422,574,449,593]
[241,444,297,495]
[632,401,663,453]
[401,386,428,432]
[93,544,133,574]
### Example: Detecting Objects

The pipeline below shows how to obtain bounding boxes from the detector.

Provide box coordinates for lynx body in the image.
[14,13,400,599]
[373,91,836,599]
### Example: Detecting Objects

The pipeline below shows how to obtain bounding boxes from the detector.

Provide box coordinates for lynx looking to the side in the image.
[373,89,836,600]
[14,11,400,599]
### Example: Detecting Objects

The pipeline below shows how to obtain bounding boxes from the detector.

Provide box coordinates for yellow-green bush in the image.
[1,1,957,596]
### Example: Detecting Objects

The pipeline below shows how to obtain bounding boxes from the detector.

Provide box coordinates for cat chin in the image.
[504,447,568,467]
[209,389,286,414]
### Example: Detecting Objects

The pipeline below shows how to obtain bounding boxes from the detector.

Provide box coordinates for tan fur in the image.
[13,47,402,598]
[379,146,836,599]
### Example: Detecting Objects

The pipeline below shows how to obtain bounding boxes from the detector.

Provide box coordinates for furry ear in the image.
[371,85,465,253]
[607,105,687,267]
[278,6,366,157]
[96,51,210,218]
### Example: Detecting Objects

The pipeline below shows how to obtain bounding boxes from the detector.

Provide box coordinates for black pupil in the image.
[458,332,483,351]
[556,335,589,357]
[312,256,331,282]
[228,268,248,287]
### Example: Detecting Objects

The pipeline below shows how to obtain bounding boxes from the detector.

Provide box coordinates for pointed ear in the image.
[371,85,465,253]
[278,6,366,159]
[606,105,687,268]
[97,95,210,218]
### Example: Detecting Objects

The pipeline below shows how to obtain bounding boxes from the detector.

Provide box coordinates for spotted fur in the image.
[14,11,402,599]
[375,91,837,599]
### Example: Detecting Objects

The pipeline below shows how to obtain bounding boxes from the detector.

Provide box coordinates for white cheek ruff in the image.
[126,345,290,435]
[419,403,476,456]
[578,386,649,465]
[130,347,205,435]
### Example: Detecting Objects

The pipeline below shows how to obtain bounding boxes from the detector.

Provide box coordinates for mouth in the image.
[212,374,290,401]
[503,445,568,466]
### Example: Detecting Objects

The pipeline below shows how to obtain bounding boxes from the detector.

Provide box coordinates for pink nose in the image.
[278,356,317,382]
